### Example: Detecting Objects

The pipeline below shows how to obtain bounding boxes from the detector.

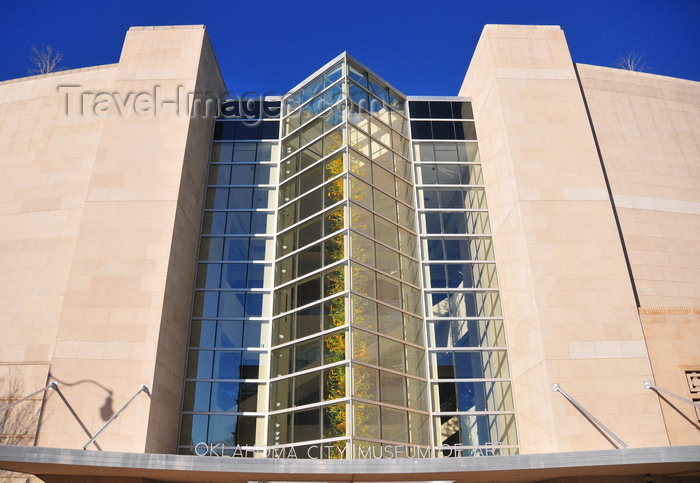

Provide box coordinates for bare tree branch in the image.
[615,51,648,72]
[28,45,65,75]
[0,371,40,445]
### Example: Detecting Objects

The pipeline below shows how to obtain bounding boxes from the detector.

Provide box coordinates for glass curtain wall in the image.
[410,99,519,456]
[178,58,518,460]
[179,101,280,456]
[271,56,428,458]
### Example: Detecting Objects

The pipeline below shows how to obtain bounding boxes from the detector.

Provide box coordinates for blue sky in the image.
[1,1,698,95]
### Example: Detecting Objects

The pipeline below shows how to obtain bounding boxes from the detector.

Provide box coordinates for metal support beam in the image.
[552,383,628,449]
[0,381,58,414]
[82,385,151,450]
[644,381,700,408]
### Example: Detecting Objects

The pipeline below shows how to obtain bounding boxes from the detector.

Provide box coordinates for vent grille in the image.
[686,370,700,422]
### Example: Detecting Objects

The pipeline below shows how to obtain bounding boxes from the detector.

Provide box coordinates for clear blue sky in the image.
[1,1,698,95]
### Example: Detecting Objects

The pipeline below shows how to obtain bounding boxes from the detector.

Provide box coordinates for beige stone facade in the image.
[0,25,224,457]
[577,62,700,446]
[0,22,698,483]
[460,25,699,453]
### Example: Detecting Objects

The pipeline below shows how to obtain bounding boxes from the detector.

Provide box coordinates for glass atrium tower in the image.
[179,53,517,458]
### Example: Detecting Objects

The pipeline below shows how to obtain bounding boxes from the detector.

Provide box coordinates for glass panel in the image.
[293,407,321,442]
[349,127,370,156]
[295,338,321,372]
[353,329,378,365]
[302,77,323,103]
[192,291,218,317]
[453,102,474,120]
[395,179,413,206]
[380,371,406,406]
[325,206,345,235]
[324,295,346,329]
[216,320,244,347]
[226,212,251,234]
[429,319,506,348]
[375,244,399,277]
[351,232,375,266]
[428,101,451,119]
[179,414,207,446]
[323,365,346,399]
[211,382,242,411]
[232,142,257,162]
[209,164,231,185]
[381,406,408,443]
[373,190,396,222]
[247,264,267,288]
[402,284,422,316]
[351,263,375,298]
[404,314,423,345]
[409,412,430,445]
[182,381,211,411]
[301,118,323,146]
[410,121,432,139]
[353,365,379,401]
[272,346,292,378]
[349,102,370,132]
[434,414,517,448]
[349,151,372,181]
[212,142,233,162]
[243,320,264,348]
[189,320,216,348]
[433,381,513,413]
[325,176,344,207]
[200,237,224,261]
[296,304,321,338]
[298,217,322,249]
[219,291,246,317]
[230,165,255,185]
[348,65,366,87]
[324,330,345,364]
[324,265,345,297]
[379,337,404,372]
[430,350,510,379]
[354,402,380,439]
[431,121,455,140]
[350,204,374,237]
[323,402,347,438]
[197,263,221,288]
[325,63,343,86]
[219,263,244,289]
[249,238,272,260]
[407,378,428,411]
[408,101,430,118]
[399,257,418,287]
[377,303,403,338]
[251,188,272,209]
[374,217,397,249]
[213,351,242,379]
[441,212,466,234]
[351,295,377,330]
[428,291,502,318]
[257,142,273,161]
[371,163,393,192]
[405,345,426,378]
[295,371,321,407]
[202,212,227,234]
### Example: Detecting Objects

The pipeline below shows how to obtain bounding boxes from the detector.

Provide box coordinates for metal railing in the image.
[552,383,628,449]
[644,380,700,409]
[82,384,151,450]
[0,381,58,414]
